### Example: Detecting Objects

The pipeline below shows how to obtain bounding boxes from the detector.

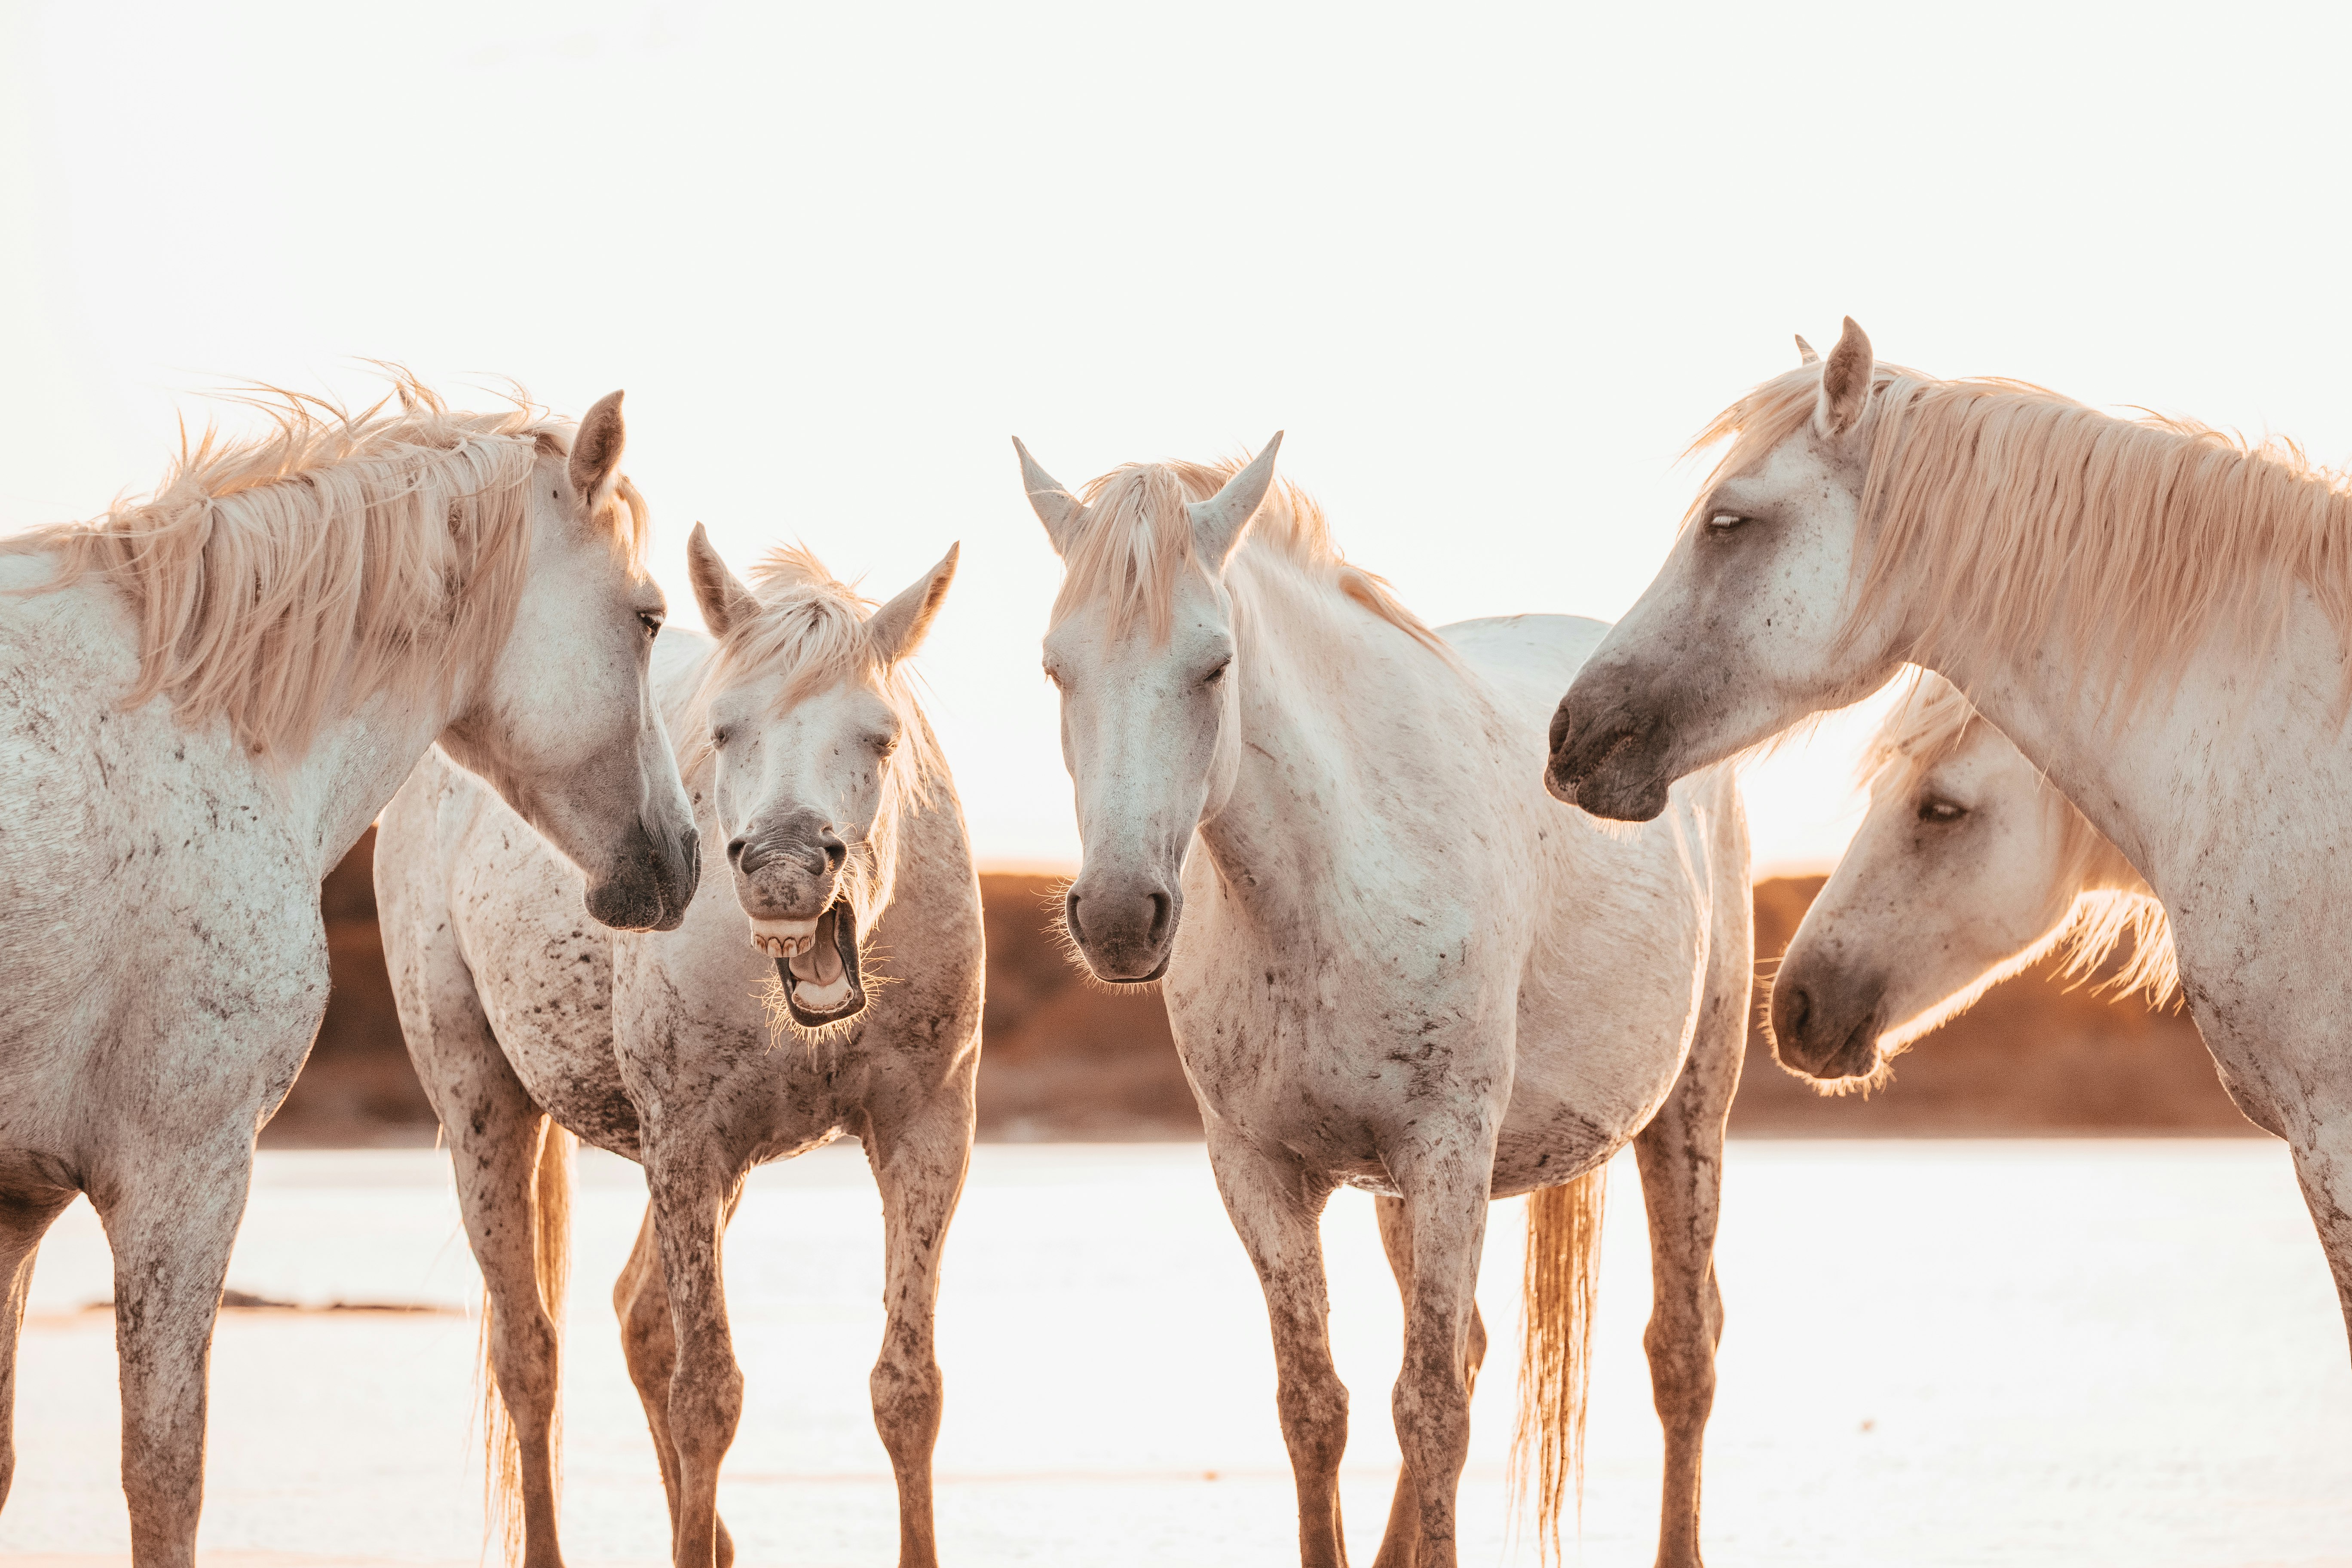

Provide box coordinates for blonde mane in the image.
[668,544,944,991]
[1862,669,2178,1008]
[1,376,648,760]
[1695,361,2352,715]
[1048,457,1449,655]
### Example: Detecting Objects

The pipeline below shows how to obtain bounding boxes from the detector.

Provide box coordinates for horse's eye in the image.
[1202,658,1231,687]
[710,726,732,749]
[1918,797,1967,823]
[1706,513,1747,534]
[638,611,663,640]
[869,731,899,756]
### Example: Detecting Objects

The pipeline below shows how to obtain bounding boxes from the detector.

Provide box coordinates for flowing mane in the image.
[1862,669,2178,1009]
[1049,456,1448,655]
[1694,362,2352,714]
[1,376,648,759]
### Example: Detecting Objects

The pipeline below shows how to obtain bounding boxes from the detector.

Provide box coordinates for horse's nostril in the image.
[1064,889,1084,945]
[726,836,748,869]
[821,827,846,873]
[1146,889,1172,946]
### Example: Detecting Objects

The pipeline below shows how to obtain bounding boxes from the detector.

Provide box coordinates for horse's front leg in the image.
[1205,1129,1351,1568]
[2284,1107,2352,1353]
[1369,1195,1488,1568]
[0,1179,77,1510]
[95,1136,254,1568]
[645,1136,747,1568]
[1384,1118,1502,1568]
[616,1199,740,1568]
[862,1073,976,1568]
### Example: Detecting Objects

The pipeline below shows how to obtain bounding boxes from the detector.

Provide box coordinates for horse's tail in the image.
[478,1119,575,1566]
[1511,1165,1608,1562]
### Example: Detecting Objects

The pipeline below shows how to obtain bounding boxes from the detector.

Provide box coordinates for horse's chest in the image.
[1166,962,1508,1161]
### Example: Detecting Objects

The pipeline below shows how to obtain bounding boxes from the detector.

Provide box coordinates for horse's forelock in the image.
[1048,456,1449,658]
[671,556,944,806]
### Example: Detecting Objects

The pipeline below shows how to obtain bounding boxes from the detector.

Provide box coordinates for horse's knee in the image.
[668,1355,745,1464]
[1276,1367,1350,1469]
[870,1349,943,1460]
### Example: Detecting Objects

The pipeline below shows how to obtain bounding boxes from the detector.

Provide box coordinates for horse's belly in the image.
[447,839,643,1158]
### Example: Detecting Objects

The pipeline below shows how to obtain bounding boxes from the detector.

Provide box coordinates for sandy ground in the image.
[5,1140,2349,1567]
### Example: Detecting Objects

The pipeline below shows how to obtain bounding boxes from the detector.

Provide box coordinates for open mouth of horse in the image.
[752,904,866,1027]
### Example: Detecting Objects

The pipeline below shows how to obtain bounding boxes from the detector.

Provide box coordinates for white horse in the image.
[0,382,699,1565]
[375,529,976,1568]
[1547,318,2352,1348]
[1770,671,2176,1086]
[1016,437,1753,1568]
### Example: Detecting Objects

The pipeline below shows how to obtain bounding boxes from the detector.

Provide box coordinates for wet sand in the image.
[7,1141,2349,1566]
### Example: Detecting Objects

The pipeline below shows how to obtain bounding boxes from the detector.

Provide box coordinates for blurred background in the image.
[7,2,2350,1563]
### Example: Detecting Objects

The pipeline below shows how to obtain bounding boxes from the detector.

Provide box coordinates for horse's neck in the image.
[1196,552,1462,903]
[279,689,458,879]
[1935,600,2348,906]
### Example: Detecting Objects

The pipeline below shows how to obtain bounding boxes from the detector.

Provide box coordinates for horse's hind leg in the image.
[1368,1195,1488,1568]
[1205,1128,1350,1568]
[0,1181,78,1509]
[863,1075,976,1568]
[94,1138,253,1568]
[615,1203,736,1568]
[1629,932,1748,1568]
[392,931,569,1568]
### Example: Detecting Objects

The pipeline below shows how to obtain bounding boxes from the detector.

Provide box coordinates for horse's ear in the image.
[1014,438,1085,556]
[1795,334,1819,366]
[686,523,757,640]
[1813,318,1874,438]
[1189,432,1283,569]
[569,390,626,511]
[868,542,959,666]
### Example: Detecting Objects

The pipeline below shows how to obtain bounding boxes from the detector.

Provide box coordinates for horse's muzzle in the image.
[584,816,700,932]
[1545,686,1673,823]
[1063,870,1179,984]
[1768,977,1883,1082]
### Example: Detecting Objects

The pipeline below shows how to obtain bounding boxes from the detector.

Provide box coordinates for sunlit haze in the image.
[9,2,2350,873]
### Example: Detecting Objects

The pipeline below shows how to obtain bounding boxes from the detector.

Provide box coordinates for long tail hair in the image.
[476,1119,575,1565]
[1511,1167,1608,1562]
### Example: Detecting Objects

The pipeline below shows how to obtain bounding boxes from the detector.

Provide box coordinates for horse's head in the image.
[682,526,955,1030]
[1771,684,2083,1082]
[441,392,700,932]
[1547,320,1908,822]
[1018,435,1282,983]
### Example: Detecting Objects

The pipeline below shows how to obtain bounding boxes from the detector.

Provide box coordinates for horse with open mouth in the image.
[1770,670,2177,1089]
[1018,435,1753,1568]
[375,530,976,1568]
[0,379,699,1565]
[1546,319,2352,1362]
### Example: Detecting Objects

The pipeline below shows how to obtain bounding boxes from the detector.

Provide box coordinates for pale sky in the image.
[7,1,2350,874]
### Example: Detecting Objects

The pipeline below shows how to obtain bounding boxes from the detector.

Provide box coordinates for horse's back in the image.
[1437,612,1611,699]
